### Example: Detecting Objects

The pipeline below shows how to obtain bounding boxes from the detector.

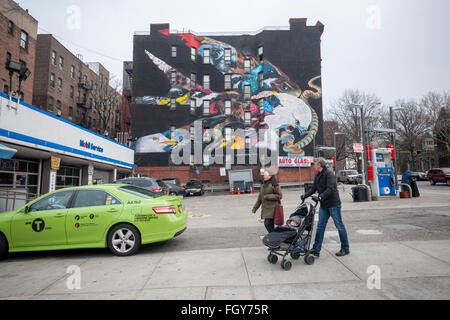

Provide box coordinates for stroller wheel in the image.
[281,260,292,271]
[267,254,278,264]
[304,255,315,265]
[290,252,301,260]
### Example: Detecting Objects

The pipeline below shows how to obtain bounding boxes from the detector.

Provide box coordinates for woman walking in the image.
[252,169,283,233]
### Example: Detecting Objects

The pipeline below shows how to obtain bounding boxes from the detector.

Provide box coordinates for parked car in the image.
[410,172,428,181]
[427,168,450,185]
[162,178,181,186]
[0,184,187,258]
[114,177,164,194]
[337,170,362,184]
[157,180,185,196]
[184,180,204,196]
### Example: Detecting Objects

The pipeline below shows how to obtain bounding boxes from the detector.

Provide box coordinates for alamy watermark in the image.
[169,120,281,174]
[67,5,81,31]
[66,265,81,290]
[366,265,381,290]
[366,5,381,30]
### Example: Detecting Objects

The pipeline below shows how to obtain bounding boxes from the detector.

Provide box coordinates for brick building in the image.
[118,61,133,145]
[32,34,122,138]
[131,19,324,184]
[0,0,38,104]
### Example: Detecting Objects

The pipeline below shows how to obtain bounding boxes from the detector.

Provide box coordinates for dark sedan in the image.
[184,180,204,196]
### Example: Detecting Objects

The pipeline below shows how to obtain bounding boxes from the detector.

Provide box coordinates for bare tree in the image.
[394,99,430,170]
[327,89,383,171]
[421,91,450,154]
[90,74,122,138]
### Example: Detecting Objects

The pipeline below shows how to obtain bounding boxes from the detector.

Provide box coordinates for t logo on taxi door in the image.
[32,219,45,232]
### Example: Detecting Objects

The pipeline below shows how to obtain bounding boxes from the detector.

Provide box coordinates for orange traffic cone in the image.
[250,187,253,194]
[231,186,234,195]
[238,188,241,195]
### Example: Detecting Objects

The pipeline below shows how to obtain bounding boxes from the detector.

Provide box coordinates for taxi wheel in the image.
[107,224,141,257]
[0,234,8,260]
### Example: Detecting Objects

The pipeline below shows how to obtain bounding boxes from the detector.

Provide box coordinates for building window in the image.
[170,98,176,110]
[224,48,231,63]
[69,86,74,99]
[78,71,82,82]
[190,99,196,114]
[258,46,264,61]
[243,85,251,100]
[169,125,176,139]
[6,52,11,65]
[59,56,64,70]
[48,97,54,112]
[203,48,210,64]
[258,72,264,88]
[20,31,28,49]
[225,100,232,115]
[8,20,14,35]
[224,74,232,90]
[3,84,9,95]
[244,59,251,73]
[203,74,210,90]
[259,99,265,115]
[244,111,251,126]
[225,127,232,143]
[171,45,177,57]
[55,165,80,189]
[93,118,96,128]
[68,107,73,120]
[88,116,92,127]
[70,65,75,78]
[190,73,196,88]
[191,47,196,62]
[171,71,177,84]
[57,78,62,92]
[203,100,210,115]
[50,73,55,87]
[51,51,57,65]
[83,75,87,85]
[56,100,62,116]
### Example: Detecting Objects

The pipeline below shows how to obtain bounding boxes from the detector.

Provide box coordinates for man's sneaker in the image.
[309,249,320,257]
[336,249,350,257]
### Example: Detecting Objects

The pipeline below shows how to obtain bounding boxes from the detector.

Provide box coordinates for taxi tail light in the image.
[152,187,162,192]
[152,206,176,214]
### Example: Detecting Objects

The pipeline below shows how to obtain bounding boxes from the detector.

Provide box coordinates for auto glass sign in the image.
[80,140,104,153]
[278,156,313,167]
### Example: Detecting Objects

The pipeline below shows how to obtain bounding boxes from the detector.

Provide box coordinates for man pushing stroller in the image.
[302,157,350,257]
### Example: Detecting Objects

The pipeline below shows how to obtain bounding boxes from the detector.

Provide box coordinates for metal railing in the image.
[0,189,37,212]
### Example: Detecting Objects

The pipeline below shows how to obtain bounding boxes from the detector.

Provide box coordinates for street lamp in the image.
[346,104,366,184]
[390,106,404,193]
[334,132,345,170]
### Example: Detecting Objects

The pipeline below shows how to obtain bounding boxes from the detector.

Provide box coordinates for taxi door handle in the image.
[108,208,118,212]
[55,213,64,218]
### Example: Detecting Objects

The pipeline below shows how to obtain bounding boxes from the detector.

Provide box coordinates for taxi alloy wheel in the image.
[108,224,141,256]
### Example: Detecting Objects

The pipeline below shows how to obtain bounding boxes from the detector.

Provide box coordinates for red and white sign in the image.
[353,143,364,153]
[278,156,314,167]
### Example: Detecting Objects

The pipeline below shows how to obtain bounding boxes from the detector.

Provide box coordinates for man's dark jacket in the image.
[305,168,341,208]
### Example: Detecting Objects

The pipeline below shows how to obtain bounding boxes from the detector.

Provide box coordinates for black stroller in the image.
[262,198,319,271]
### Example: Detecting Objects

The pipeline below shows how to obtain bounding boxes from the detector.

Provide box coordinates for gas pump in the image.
[367,148,396,198]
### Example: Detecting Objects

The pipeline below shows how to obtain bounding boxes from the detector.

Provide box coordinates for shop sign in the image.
[278,156,314,167]
[51,156,61,171]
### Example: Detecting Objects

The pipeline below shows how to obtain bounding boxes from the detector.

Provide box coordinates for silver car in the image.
[337,170,362,184]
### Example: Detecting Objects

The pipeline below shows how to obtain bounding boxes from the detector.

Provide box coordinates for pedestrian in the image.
[302,157,350,257]
[252,169,283,233]
[401,169,420,197]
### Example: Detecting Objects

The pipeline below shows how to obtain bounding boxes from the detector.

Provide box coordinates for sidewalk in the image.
[0,239,449,300]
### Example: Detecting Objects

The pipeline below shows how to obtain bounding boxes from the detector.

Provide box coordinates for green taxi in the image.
[0,184,187,258]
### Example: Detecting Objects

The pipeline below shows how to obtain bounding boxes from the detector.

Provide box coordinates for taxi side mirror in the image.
[24,206,30,214]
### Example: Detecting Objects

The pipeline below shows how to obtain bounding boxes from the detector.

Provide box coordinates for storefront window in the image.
[0,159,40,196]
[56,165,81,190]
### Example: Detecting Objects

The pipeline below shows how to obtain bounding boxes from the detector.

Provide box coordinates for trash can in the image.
[352,185,369,202]
[304,183,314,195]
[410,180,420,198]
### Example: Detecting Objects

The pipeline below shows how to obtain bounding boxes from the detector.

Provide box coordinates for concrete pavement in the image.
[0,181,449,300]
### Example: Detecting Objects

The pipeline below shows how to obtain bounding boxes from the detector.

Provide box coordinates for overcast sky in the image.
[17,0,450,114]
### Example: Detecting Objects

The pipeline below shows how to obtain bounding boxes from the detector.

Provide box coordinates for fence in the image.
[0,189,37,212]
